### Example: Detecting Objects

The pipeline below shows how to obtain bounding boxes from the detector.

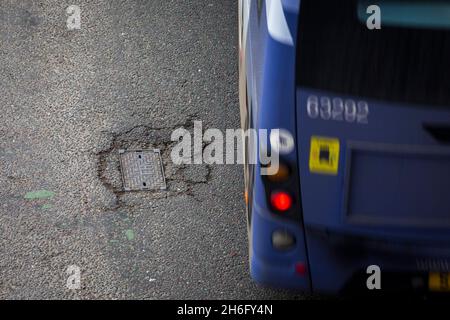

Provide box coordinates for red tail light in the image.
[295,262,307,276]
[270,191,293,212]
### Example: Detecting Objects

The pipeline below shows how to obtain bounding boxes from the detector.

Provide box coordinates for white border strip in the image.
[265,0,294,46]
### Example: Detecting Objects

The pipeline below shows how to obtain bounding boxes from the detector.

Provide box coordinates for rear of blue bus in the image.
[295,0,450,293]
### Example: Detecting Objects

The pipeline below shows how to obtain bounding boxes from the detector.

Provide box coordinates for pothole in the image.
[96,121,212,209]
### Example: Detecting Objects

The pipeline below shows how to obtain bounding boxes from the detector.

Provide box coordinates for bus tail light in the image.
[272,230,296,250]
[266,163,290,182]
[295,262,307,276]
[270,191,293,212]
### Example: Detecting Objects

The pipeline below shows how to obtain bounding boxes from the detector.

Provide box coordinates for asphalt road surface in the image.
[0,0,303,299]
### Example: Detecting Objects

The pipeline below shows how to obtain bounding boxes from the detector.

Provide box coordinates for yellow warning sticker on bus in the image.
[309,136,340,175]
[429,273,450,292]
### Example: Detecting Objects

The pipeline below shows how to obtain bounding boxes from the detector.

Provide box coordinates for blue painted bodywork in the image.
[297,88,450,293]
[243,0,311,291]
[242,0,450,293]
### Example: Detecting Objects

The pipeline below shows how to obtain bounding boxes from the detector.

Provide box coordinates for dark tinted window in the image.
[297,0,450,108]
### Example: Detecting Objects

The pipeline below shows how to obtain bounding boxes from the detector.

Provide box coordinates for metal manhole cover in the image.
[119,149,166,191]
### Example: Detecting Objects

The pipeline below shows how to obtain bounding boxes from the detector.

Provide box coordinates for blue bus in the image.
[239,0,450,294]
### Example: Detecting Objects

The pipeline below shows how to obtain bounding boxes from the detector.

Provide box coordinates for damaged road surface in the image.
[0,0,301,299]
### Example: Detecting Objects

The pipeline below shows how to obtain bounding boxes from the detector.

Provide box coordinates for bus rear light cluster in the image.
[270,191,293,212]
[272,230,296,251]
[295,262,307,276]
[266,163,290,182]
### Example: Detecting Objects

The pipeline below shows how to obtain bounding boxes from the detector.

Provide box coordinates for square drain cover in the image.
[119,149,166,191]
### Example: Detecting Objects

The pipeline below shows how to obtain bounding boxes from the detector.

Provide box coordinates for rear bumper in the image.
[305,228,450,294]
[250,198,450,294]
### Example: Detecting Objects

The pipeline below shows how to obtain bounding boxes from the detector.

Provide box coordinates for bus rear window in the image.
[297,0,450,108]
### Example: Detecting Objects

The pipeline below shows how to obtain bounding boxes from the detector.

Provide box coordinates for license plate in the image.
[429,273,450,292]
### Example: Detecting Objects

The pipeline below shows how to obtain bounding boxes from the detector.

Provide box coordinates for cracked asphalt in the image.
[0,0,302,299]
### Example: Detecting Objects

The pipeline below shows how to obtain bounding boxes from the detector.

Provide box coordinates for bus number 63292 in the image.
[306,95,370,124]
